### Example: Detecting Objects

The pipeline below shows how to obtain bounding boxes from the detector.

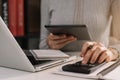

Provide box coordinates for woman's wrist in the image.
[108,47,119,60]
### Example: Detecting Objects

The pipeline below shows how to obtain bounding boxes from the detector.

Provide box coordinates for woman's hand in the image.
[80,42,118,64]
[47,33,77,49]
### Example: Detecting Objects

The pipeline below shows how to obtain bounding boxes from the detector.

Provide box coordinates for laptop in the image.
[0,17,76,72]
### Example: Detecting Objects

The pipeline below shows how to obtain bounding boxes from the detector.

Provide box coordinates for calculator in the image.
[62,61,106,74]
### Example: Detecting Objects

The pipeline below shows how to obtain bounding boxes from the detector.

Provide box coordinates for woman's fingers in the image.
[90,47,106,63]
[82,48,94,64]
[48,33,66,40]
[47,33,77,49]
[55,36,76,44]
[54,38,77,49]
[98,51,107,63]
[80,42,95,57]
[81,41,112,64]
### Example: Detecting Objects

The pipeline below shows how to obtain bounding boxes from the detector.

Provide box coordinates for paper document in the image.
[53,61,116,80]
[30,50,70,60]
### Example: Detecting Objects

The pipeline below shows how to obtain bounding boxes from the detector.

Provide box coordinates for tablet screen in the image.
[45,25,91,40]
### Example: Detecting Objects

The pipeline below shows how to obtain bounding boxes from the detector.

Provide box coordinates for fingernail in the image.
[82,60,86,64]
[50,33,53,35]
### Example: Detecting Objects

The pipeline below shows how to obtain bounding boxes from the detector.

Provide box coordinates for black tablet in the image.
[45,25,91,40]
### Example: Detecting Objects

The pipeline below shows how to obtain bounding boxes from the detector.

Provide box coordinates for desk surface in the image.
[0,52,120,80]
[0,64,120,80]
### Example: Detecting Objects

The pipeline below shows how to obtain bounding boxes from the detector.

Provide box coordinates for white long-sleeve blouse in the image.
[40,0,120,51]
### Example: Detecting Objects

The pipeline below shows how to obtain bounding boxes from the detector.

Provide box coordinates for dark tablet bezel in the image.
[45,25,91,40]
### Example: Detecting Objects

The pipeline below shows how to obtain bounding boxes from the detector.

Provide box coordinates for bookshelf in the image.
[1,0,41,49]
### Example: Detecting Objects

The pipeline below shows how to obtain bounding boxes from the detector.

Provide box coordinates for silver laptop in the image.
[0,17,76,72]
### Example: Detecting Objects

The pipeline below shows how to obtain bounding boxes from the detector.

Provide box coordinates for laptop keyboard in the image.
[23,50,53,65]
[62,61,106,74]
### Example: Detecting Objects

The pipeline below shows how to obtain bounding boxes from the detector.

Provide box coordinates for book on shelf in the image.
[17,0,24,36]
[8,0,24,36]
[8,0,17,36]
[1,0,40,49]
[2,0,40,37]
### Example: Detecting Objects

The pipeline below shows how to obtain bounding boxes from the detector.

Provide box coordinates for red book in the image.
[17,0,24,36]
[8,0,17,36]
